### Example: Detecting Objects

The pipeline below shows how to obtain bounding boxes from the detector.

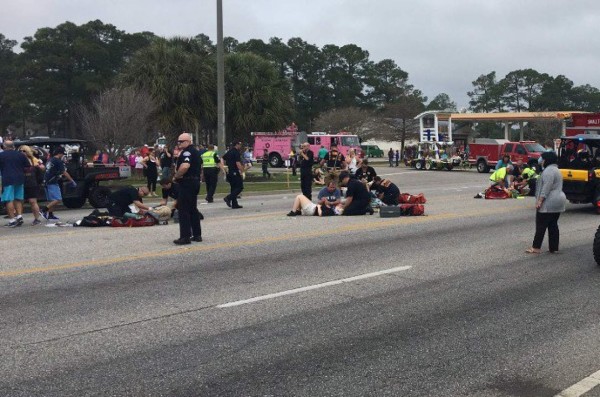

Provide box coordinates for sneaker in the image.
[287,210,299,217]
[40,211,49,220]
[32,219,42,226]
[4,220,17,228]
[16,217,24,226]
[48,213,60,220]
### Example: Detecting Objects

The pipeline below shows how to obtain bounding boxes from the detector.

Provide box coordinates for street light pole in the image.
[216,0,226,153]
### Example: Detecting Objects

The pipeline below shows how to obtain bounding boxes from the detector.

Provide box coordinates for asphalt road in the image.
[1,166,599,397]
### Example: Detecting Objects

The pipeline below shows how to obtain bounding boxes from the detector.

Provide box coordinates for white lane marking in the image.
[217,266,412,308]
[555,369,600,397]
[378,172,419,176]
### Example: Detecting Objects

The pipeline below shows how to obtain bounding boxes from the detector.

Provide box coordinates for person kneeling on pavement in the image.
[338,171,374,216]
[370,176,400,206]
[107,186,151,218]
[474,164,513,198]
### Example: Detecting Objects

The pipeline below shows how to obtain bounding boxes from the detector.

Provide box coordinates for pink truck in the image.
[252,129,362,167]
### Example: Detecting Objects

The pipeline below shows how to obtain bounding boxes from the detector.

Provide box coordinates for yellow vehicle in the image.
[557,134,600,211]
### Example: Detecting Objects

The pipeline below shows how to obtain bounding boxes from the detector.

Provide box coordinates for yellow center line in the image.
[0,206,519,279]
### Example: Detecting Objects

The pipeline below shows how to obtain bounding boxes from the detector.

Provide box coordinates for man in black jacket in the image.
[297,142,314,199]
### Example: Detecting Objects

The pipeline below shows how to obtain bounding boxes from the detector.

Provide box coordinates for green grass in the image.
[107,171,302,196]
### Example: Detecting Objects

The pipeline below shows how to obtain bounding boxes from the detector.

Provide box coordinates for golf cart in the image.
[14,137,131,209]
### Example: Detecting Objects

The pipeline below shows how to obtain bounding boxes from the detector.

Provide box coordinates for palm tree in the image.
[119,38,216,138]
[225,52,293,141]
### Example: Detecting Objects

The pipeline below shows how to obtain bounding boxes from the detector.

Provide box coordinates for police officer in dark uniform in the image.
[172,132,202,245]
[297,142,314,199]
[222,141,244,209]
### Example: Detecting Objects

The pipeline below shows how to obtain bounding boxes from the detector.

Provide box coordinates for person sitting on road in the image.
[370,176,401,206]
[313,167,325,185]
[286,194,341,217]
[354,159,377,184]
[495,154,512,170]
[338,171,374,216]
[317,181,342,207]
[107,186,150,218]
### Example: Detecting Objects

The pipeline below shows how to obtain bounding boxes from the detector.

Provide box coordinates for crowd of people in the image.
[0,134,569,254]
[475,155,540,198]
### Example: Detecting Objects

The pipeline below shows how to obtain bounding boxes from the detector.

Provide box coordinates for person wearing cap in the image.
[172,132,202,245]
[200,144,225,203]
[338,170,373,216]
[222,141,244,209]
[41,146,76,221]
[354,159,377,184]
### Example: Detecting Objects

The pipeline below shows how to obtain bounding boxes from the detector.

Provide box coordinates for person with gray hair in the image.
[526,151,566,254]
[0,140,30,227]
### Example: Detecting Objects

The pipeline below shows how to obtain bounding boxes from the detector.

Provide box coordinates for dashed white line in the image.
[217,265,412,308]
[555,369,600,397]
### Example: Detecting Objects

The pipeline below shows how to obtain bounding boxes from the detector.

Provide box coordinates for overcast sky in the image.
[3,0,600,110]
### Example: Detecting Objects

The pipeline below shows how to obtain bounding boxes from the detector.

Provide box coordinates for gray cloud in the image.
[2,0,599,108]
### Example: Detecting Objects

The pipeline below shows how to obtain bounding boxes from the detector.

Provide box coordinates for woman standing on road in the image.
[143,148,160,197]
[526,151,566,254]
[20,145,45,225]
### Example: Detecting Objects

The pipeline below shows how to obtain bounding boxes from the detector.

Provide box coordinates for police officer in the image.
[222,141,244,209]
[172,132,202,245]
[201,144,225,203]
[297,142,314,200]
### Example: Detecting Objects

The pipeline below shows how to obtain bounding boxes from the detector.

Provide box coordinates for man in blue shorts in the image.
[41,146,76,221]
[0,141,30,227]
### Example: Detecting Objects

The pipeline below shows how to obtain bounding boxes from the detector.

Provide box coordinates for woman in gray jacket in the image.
[526,151,566,254]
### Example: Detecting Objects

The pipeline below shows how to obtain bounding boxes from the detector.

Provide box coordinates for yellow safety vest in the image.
[490,167,507,182]
[201,151,216,167]
[522,167,538,180]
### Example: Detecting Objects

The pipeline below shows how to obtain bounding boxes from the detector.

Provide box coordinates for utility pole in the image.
[216,0,226,153]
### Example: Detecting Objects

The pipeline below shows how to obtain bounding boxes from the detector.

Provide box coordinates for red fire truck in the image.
[467,139,546,173]
[566,113,600,136]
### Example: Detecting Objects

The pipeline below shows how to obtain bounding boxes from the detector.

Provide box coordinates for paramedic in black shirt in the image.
[172,133,202,245]
[298,142,314,200]
[338,171,373,216]
[354,159,377,183]
[107,186,150,218]
[222,141,244,209]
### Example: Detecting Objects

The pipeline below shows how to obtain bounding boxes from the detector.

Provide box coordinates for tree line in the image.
[1,20,600,154]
